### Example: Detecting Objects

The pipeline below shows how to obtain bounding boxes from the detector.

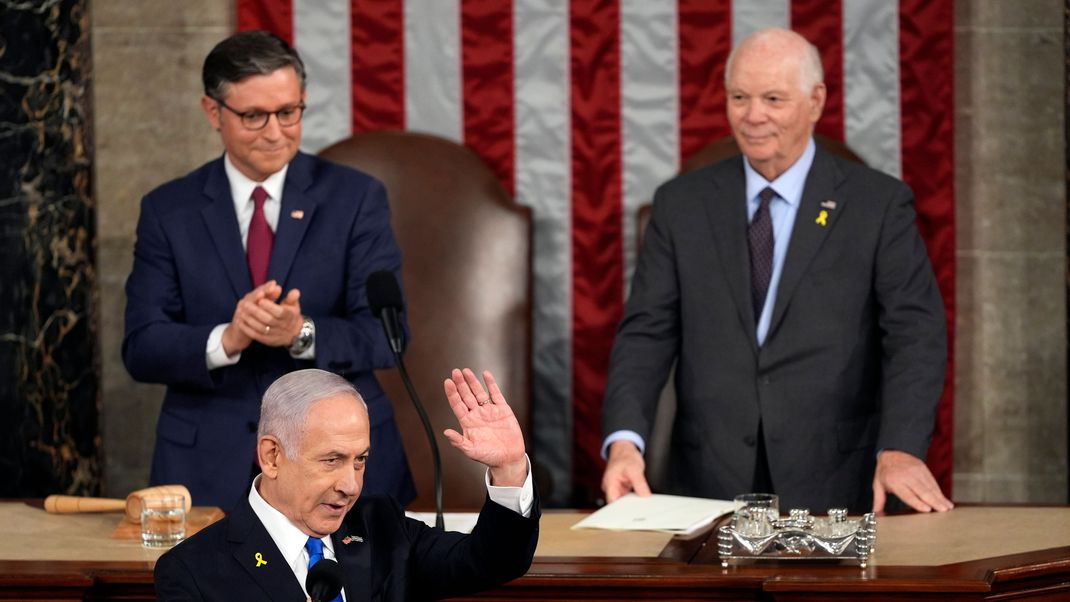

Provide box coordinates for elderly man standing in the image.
[123,31,415,510]
[155,368,538,601]
[601,28,954,514]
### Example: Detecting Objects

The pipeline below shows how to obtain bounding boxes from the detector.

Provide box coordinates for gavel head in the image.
[124,484,193,522]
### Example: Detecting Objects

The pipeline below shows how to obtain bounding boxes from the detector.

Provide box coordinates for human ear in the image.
[257,436,283,478]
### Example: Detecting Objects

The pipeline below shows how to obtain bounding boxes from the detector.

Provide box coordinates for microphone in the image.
[366,271,445,530]
[306,558,344,602]
[367,271,405,355]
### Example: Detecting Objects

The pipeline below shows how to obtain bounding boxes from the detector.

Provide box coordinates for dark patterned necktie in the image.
[247,186,274,287]
[748,187,775,322]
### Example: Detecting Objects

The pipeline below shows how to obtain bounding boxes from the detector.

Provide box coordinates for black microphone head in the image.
[306,558,344,602]
[367,270,403,318]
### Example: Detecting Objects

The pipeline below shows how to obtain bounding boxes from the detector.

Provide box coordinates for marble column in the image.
[0,0,100,495]
[954,0,1068,502]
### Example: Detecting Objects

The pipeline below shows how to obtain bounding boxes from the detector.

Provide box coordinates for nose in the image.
[260,114,284,139]
[742,100,765,124]
[335,466,362,498]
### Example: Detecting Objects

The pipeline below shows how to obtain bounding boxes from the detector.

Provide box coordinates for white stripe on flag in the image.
[732,0,790,48]
[294,0,351,153]
[514,0,572,506]
[620,0,679,291]
[405,0,462,141]
[842,0,901,177]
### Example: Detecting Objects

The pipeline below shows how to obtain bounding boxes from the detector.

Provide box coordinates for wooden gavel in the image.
[44,484,192,523]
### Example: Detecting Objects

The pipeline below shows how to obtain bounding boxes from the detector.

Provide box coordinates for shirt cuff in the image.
[206,323,241,370]
[485,455,534,518]
[602,430,646,459]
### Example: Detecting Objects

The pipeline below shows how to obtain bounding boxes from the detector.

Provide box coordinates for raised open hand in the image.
[442,368,527,487]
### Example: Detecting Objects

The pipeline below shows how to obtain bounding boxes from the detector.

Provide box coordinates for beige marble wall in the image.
[954,0,1068,502]
[93,1,233,497]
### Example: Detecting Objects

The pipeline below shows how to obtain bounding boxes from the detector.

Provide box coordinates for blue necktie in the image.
[305,536,343,602]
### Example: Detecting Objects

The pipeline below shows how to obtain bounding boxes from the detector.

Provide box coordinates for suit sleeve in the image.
[308,177,408,374]
[601,186,682,445]
[405,495,540,600]
[122,194,219,390]
[873,183,948,458]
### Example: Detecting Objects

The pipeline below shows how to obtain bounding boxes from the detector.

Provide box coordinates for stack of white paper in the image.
[571,493,737,535]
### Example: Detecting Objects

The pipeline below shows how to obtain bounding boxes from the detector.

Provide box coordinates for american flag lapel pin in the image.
[342,535,363,544]
[290,209,305,219]
[820,199,837,210]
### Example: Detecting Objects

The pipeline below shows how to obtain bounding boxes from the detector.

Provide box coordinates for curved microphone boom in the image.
[367,270,444,530]
[306,558,344,602]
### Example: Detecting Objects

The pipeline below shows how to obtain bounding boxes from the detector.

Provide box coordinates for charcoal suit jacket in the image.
[602,145,947,512]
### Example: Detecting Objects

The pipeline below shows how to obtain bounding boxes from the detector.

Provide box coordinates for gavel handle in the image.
[44,495,126,514]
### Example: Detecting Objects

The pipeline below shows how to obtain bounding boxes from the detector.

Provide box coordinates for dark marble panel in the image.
[0,0,100,495]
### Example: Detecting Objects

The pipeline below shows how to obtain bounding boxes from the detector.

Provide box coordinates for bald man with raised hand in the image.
[601,28,953,515]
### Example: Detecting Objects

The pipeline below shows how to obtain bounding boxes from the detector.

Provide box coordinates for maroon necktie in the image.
[748,187,775,322]
[247,186,274,287]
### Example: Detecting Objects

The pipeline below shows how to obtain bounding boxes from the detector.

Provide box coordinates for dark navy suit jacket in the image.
[123,152,415,510]
[154,494,539,601]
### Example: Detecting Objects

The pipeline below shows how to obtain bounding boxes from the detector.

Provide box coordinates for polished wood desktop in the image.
[1,502,1068,600]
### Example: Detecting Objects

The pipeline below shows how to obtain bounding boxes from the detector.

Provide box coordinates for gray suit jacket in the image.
[602,146,946,512]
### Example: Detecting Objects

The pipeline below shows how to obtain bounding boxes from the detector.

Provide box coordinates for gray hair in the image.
[724,28,824,93]
[258,369,364,459]
[202,30,307,101]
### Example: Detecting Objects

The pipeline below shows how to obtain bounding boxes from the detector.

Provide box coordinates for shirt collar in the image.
[247,475,336,567]
[224,153,289,208]
[743,137,816,207]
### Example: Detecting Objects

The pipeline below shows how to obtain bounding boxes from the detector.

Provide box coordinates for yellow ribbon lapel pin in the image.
[815,210,829,227]
[254,552,268,567]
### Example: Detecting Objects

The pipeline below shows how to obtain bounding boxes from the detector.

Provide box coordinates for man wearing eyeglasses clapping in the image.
[122,31,416,513]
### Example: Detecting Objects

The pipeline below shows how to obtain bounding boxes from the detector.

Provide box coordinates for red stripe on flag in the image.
[677,0,732,162]
[236,0,293,44]
[570,0,623,502]
[899,0,955,497]
[461,0,515,194]
[791,0,844,141]
[351,0,405,132]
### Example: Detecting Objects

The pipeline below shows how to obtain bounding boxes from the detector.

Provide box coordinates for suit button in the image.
[247,421,258,433]
[743,435,757,447]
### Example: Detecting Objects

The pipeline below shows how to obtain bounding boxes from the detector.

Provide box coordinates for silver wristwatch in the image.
[289,316,315,355]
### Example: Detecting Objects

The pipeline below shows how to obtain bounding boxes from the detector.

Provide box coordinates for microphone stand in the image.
[390,347,444,530]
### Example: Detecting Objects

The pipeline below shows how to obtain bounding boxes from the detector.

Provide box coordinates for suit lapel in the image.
[702,159,760,352]
[767,149,846,337]
[270,152,318,287]
[332,516,372,602]
[227,500,307,602]
[201,158,253,297]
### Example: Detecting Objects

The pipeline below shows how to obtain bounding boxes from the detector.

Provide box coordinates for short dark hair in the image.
[202,30,307,100]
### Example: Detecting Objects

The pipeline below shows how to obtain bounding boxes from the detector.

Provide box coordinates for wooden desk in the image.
[1,502,1068,600]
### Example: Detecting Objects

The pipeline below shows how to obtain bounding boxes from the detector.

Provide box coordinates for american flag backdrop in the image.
[237,0,954,506]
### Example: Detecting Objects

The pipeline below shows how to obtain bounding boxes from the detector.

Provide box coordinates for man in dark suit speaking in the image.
[601,28,954,514]
[155,368,538,601]
[123,31,414,510]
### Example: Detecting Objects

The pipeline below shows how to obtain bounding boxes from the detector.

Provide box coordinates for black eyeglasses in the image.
[215,99,306,130]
